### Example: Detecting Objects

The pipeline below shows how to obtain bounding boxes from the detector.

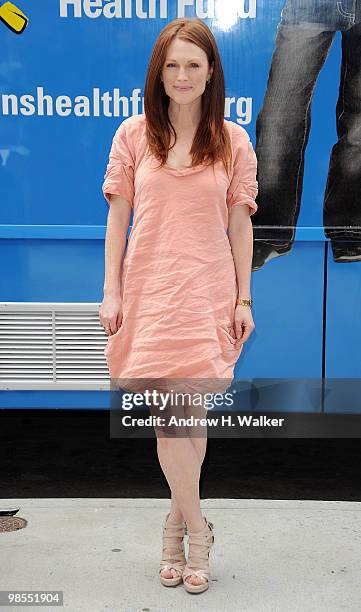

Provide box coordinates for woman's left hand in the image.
[234,305,255,343]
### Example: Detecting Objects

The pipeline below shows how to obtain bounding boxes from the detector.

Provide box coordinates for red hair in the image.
[144,17,232,177]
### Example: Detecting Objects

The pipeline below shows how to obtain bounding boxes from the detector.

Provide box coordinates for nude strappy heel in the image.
[182,516,215,594]
[159,512,187,587]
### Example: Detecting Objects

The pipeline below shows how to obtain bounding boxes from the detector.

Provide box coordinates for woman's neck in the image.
[168,102,201,134]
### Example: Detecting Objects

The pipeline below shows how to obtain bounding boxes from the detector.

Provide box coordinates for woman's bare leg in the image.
[166,393,207,521]
[157,392,209,585]
[168,435,206,521]
[166,440,207,525]
[168,395,208,521]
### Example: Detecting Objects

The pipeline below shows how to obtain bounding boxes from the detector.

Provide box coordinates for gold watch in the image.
[236,297,252,307]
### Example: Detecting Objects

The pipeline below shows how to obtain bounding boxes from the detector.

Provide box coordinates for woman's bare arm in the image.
[100,194,132,335]
[228,204,253,298]
[227,204,255,343]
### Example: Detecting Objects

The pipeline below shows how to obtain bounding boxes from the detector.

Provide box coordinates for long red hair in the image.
[144,17,232,177]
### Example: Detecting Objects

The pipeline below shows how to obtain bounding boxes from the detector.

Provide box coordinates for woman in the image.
[99,17,258,595]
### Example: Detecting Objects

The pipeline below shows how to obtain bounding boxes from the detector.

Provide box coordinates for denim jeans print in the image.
[252,0,361,244]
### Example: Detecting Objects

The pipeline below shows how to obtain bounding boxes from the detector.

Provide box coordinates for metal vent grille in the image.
[0,303,110,390]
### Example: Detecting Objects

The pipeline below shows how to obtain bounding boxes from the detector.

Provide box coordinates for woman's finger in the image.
[116,311,123,329]
[108,320,118,335]
[235,321,254,342]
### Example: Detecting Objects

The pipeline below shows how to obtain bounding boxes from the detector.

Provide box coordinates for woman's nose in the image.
[176,68,188,80]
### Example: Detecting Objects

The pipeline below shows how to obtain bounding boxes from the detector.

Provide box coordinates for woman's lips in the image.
[174,87,192,91]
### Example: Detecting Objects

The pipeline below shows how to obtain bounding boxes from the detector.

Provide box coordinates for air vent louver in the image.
[0,303,110,389]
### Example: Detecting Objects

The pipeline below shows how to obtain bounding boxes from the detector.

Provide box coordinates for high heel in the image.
[159,512,187,587]
[182,516,215,594]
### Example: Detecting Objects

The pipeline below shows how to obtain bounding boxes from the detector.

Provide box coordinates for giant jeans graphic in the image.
[252,0,361,246]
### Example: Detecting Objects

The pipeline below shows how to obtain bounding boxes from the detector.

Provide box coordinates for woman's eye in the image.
[165,63,199,68]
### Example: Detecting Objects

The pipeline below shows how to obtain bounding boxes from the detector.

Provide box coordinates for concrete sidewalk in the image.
[1,498,360,611]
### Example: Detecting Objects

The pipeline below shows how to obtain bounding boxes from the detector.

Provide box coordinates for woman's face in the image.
[161,38,213,105]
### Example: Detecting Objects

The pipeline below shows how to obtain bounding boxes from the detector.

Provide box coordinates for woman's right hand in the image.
[98,295,123,336]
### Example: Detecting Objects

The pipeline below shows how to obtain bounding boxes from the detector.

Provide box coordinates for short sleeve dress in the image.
[101,114,258,395]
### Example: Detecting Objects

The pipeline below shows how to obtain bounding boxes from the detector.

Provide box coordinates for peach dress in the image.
[101,114,258,394]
